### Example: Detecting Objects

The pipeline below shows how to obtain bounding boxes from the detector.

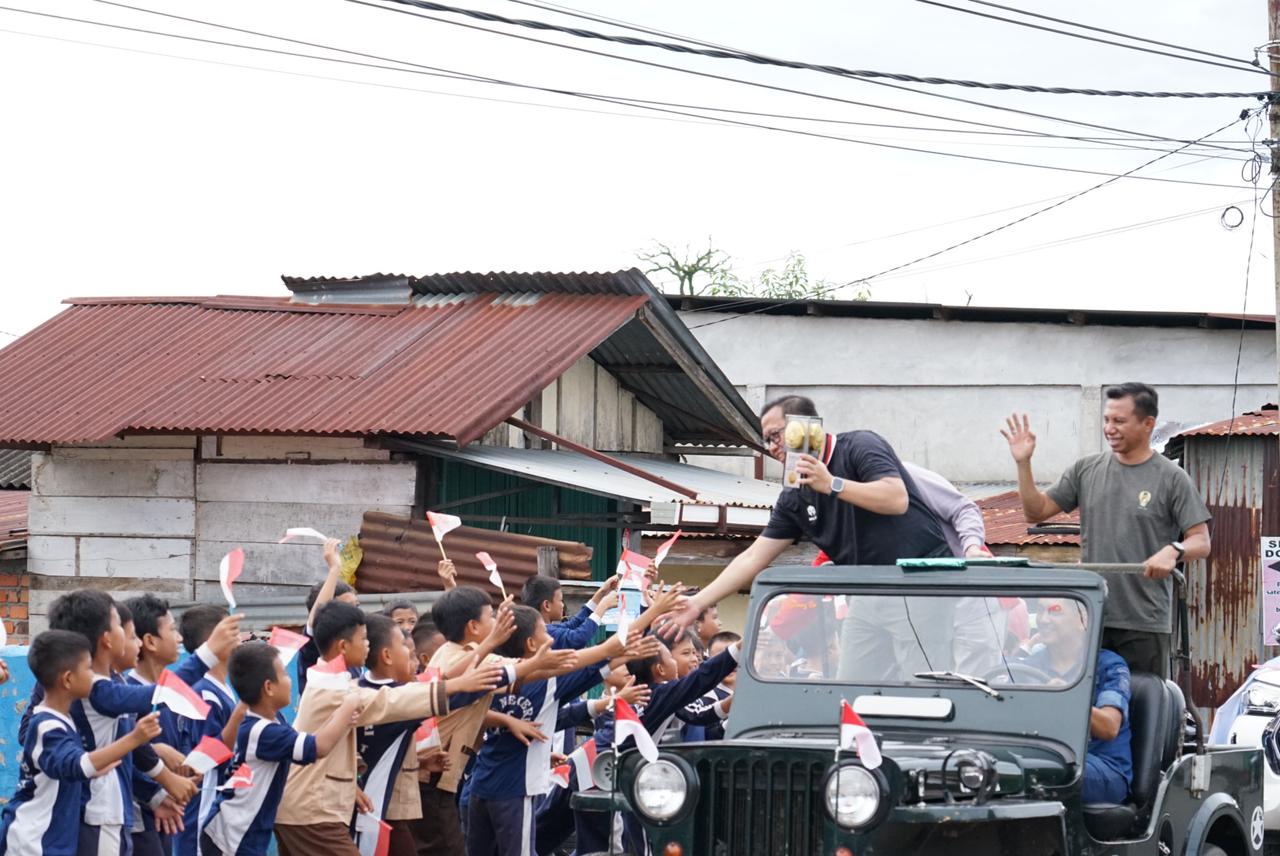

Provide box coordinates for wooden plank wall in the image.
[521,356,664,453]
[27,435,415,632]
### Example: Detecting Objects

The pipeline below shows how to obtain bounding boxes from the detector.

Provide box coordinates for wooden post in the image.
[536,545,559,579]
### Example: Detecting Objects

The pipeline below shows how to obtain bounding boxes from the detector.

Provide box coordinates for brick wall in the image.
[0,570,30,643]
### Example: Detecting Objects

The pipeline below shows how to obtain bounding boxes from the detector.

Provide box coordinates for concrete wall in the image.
[27,435,415,633]
[680,313,1276,484]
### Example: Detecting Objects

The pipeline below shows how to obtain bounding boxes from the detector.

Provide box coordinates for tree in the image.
[639,240,871,301]
[637,239,732,297]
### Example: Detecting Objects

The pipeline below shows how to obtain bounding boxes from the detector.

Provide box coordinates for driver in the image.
[1024,598,1133,803]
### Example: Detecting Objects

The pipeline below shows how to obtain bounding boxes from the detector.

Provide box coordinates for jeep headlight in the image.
[632,759,690,823]
[823,763,886,830]
[1246,683,1280,715]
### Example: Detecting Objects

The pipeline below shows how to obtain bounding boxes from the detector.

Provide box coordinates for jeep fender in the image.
[1183,793,1248,856]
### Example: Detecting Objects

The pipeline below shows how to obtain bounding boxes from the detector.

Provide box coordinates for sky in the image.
[0,0,1275,340]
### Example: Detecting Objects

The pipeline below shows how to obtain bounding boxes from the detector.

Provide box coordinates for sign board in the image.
[1262,537,1280,648]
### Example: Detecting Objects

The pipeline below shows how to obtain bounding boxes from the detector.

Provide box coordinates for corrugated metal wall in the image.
[436,460,621,580]
[1182,435,1280,712]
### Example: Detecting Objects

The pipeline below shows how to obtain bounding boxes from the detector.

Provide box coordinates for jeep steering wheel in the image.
[983,662,1053,686]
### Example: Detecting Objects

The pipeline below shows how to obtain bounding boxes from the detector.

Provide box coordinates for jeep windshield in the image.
[751,590,1091,691]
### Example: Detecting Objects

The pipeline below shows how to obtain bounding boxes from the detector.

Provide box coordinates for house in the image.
[0,450,32,642]
[0,271,777,632]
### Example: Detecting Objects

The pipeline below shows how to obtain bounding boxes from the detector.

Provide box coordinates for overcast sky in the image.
[0,0,1274,340]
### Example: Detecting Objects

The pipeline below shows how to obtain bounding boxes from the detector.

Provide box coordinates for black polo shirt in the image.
[763,430,950,565]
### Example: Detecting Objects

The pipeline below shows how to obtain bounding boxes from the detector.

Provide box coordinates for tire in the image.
[1200,843,1229,856]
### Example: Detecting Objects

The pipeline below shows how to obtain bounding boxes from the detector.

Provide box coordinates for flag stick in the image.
[432,532,450,562]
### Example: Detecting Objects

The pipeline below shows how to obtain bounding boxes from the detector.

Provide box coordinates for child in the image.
[0,630,163,856]
[520,576,617,649]
[693,605,721,651]
[296,538,360,692]
[678,630,740,742]
[275,601,507,856]
[175,605,244,856]
[416,588,576,856]
[382,600,419,636]
[466,606,651,856]
[411,621,445,675]
[201,643,361,856]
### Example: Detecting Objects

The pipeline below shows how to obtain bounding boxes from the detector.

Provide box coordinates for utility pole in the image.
[1271,0,1280,406]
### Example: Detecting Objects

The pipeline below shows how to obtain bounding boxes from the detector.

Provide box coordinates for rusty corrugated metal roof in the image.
[355,513,594,595]
[1173,408,1279,438]
[977,490,1080,546]
[0,490,29,552]
[0,291,647,446]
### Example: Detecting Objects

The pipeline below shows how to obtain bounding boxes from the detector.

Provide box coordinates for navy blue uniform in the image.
[355,675,420,830]
[546,607,599,651]
[677,684,732,742]
[175,676,238,856]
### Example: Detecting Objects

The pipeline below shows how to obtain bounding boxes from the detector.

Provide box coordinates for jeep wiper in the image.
[913,670,1003,699]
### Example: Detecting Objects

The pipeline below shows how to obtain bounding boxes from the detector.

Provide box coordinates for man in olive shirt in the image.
[1002,382,1211,676]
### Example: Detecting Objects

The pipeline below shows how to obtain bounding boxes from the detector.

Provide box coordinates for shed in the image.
[975,490,1080,561]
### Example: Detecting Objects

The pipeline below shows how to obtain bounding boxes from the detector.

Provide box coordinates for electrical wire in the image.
[684,112,1254,327]
[349,0,1251,155]
[365,0,1268,98]
[4,5,1250,188]
[923,0,1266,74]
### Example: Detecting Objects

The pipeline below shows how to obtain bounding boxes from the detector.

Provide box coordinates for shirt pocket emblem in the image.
[1138,490,1152,508]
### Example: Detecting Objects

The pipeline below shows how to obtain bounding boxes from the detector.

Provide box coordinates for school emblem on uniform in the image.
[807,505,818,523]
[1138,490,1152,508]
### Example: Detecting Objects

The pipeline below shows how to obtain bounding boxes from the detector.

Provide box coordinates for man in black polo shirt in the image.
[671,395,952,679]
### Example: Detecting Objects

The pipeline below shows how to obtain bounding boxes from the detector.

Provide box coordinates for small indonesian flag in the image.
[222,763,253,790]
[616,549,650,589]
[551,763,571,789]
[307,656,352,691]
[426,511,462,543]
[615,590,630,640]
[219,548,244,611]
[183,736,233,775]
[569,739,598,789]
[355,812,392,856]
[279,527,328,543]
[153,671,210,720]
[476,552,504,593]
[415,718,440,752]
[269,626,309,667]
[417,666,441,684]
[839,699,882,769]
[614,697,658,764]
[653,530,683,567]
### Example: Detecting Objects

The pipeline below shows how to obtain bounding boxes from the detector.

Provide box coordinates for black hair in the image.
[412,620,443,650]
[759,394,818,420]
[229,642,280,705]
[382,599,418,618]
[696,605,717,622]
[29,629,91,689]
[124,594,170,642]
[306,579,354,614]
[668,628,698,651]
[1105,382,1159,421]
[179,604,228,654]
[521,576,561,612]
[496,605,541,658]
[47,589,115,655]
[431,587,491,643]
[364,613,399,669]
[312,600,366,654]
[708,630,742,648]
[114,601,133,628]
[627,634,669,685]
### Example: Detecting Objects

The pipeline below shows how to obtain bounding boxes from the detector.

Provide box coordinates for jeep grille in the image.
[692,756,828,856]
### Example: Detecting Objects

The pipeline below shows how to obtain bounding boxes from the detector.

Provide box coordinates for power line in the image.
[684,112,1253,328]
[7,5,1249,188]
[923,0,1265,74]
[364,0,1267,98]
[349,0,1251,155]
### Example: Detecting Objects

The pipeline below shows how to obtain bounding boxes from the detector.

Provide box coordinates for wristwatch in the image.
[829,476,846,497]
[1170,540,1186,560]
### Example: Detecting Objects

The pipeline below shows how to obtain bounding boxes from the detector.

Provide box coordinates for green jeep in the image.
[574,561,1263,855]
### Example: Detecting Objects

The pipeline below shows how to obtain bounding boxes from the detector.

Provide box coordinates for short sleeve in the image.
[256,722,317,765]
[1167,466,1211,534]
[1045,459,1082,514]
[842,432,902,483]
[761,490,804,541]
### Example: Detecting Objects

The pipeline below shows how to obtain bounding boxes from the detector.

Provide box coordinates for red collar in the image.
[822,432,836,465]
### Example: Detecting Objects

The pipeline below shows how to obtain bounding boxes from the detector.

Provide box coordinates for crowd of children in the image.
[0,537,742,856]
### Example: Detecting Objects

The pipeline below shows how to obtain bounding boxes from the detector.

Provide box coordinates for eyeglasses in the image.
[763,429,783,446]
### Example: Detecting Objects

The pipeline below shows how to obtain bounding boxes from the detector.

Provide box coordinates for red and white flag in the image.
[355,813,391,856]
[307,656,351,691]
[415,718,440,752]
[153,671,210,720]
[476,552,505,594]
[426,511,462,543]
[279,527,329,544]
[219,548,244,612]
[550,763,571,789]
[614,590,630,640]
[183,736,233,775]
[268,626,309,667]
[616,549,650,589]
[221,763,253,790]
[839,699,882,769]
[568,739,598,789]
[417,666,441,684]
[614,697,658,763]
[653,531,683,568]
